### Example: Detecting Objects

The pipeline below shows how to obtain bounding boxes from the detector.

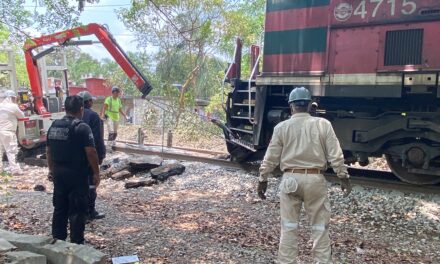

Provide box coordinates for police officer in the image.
[77,91,106,220]
[257,87,352,264]
[46,96,100,244]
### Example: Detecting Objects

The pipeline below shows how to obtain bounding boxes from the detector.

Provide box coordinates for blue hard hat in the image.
[288,87,311,104]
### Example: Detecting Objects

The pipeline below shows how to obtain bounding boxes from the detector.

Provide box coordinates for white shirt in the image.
[0,98,25,132]
[259,112,348,181]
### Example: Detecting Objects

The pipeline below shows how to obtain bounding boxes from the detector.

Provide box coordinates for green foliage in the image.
[221,0,266,77]
[118,0,265,105]
[62,47,158,97]
[0,170,12,195]
[65,48,101,84]
[0,24,29,87]
[0,0,100,41]
[205,91,226,122]
[118,0,234,114]
[173,110,223,143]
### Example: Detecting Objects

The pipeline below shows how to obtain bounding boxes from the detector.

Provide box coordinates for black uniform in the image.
[82,107,106,216]
[47,115,95,244]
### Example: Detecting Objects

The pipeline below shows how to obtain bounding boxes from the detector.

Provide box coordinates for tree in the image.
[65,47,102,84]
[0,0,99,42]
[0,24,29,87]
[220,0,265,77]
[119,0,234,109]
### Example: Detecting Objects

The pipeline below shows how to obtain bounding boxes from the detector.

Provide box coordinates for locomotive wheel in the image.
[385,154,440,185]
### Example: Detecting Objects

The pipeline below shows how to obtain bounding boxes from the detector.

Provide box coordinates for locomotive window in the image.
[384,29,423,66]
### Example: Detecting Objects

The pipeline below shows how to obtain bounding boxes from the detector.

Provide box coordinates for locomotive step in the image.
[229,138,256,152]
[233,103,255,106]
[230,127,253,134]
[231,116,253,120]
[235,88,256,93]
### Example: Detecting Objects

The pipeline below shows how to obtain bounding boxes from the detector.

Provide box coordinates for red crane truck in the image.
[17,23,153,151]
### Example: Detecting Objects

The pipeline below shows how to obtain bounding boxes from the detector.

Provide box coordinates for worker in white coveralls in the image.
[257,87,352,264]
[0,90,25,175]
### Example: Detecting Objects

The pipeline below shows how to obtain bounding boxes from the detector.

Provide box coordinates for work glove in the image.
[257,181,268,200]
[340,178,352,198]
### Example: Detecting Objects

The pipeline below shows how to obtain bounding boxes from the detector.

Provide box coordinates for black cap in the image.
[112,86,121,93]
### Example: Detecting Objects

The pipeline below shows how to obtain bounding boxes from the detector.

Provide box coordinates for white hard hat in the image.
[4,90,17,98]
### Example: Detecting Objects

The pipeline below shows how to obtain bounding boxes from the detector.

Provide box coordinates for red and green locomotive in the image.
[219,0,440,185]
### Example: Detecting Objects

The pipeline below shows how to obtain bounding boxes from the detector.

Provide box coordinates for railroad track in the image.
[113,142,440,195]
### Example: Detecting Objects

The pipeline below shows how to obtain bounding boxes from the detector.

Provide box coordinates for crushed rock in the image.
[0,153,439,263]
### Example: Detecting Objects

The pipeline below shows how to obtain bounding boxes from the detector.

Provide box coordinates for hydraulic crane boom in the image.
[23,23,153,115]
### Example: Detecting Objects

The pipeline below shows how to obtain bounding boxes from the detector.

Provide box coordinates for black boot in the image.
[89,210,105,220]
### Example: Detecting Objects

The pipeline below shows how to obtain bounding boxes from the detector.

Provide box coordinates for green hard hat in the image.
[288,87,311,103]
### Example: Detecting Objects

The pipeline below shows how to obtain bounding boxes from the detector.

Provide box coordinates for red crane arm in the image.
[24,23,153,115]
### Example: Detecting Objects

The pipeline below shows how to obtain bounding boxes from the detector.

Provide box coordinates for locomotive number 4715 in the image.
[353,0,416,19]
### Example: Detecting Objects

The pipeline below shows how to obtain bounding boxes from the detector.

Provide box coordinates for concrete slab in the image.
[0,229,51,252]
[5,251,46,264]
[0,238,17,253]
[38,240,105,264]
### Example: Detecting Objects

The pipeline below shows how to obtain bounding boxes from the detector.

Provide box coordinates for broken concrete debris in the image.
[38,240,106,264]
[111,170,133,181]
[23,157,47,167]
[100,154,185,188]
[101,155,131,176]
[33,185,46,192]
[125,178,158,189]
[150,163,185,181]
[0,238,16,253]
[0,229,106,264]
[0,229,51,253]
[101,154,165,179]
[128,155,162,171]
[6,251,47,264]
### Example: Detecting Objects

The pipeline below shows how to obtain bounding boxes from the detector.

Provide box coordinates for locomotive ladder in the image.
[228,83,257,152]
[227,53,261,152]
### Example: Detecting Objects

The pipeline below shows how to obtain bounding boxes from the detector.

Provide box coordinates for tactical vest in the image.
[47,117,87,169]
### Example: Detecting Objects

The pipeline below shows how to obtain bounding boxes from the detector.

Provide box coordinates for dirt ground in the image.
[1,155,439,263]
[115,125,228,154]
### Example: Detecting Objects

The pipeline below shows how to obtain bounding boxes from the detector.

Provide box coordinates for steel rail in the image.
[115,140,228,156]
[113,143,252,170]
[113,143,440,195]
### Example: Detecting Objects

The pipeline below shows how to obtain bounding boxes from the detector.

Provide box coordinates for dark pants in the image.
[88,167,97,215]
[52,167,88,244]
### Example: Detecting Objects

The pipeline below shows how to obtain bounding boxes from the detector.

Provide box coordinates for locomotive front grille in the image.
[384,29,423,66]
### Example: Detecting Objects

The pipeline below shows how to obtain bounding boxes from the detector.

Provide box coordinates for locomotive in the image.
[218,0,440,185]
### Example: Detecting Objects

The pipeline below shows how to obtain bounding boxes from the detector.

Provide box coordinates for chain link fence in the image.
[114,97,228,153]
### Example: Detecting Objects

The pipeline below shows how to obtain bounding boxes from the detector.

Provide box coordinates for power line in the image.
[80,10,121,13]
[22,4,131,8]
[83,4,131,8]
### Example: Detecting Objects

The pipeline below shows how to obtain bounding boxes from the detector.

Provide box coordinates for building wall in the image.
[85,78,112,97]
[69,86,87,95]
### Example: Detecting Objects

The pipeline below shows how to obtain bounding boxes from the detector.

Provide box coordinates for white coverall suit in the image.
[0,96,25,174]
[260,112,348,264]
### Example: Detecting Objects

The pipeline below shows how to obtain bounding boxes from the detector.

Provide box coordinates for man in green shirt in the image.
[100,87,127,148]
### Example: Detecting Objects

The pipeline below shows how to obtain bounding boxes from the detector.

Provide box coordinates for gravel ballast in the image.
[1,154,439,263]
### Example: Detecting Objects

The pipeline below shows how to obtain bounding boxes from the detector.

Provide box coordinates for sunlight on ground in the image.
[116,226,142,235]
[418,201,440,221]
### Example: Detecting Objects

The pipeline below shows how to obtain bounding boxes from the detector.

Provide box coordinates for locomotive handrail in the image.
[248,53,261,125]
[221,61,235,110]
